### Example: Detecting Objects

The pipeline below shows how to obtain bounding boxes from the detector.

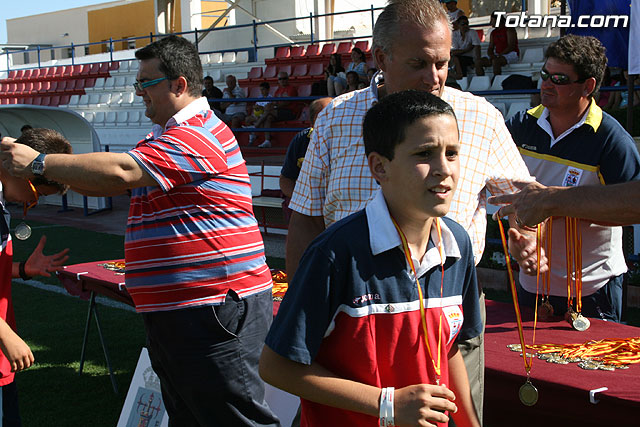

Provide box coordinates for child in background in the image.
[246,82,271,146]
[260,90,481,427]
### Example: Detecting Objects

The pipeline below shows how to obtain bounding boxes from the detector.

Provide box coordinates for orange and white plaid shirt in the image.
[289,76,532,264]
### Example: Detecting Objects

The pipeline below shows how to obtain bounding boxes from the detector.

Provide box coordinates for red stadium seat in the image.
[354,40,370,53]
[15,83,25,95]
[320,43,336,56]
[53,66,65,79]
[305,44,320,57]
[44,67,56,78]
[108,61,119,71]
[336,42,352,54]
[98,62,110,76]
[84,77,96,88]
[22,97,33,105]
[290,46,305,58]
[71,65,83,76]
[263,64,277,79]
[47,81,58,92]
[274,46,290,60]
[49,95,60,106]
[7,70,19,81]
[31,97,42,105]
[32,68,47,80]
[58,94,71,105]
[476,29,485,42]
[297,83,312,97]
[296,62,324,82]
[64,79,77,92]
[277,64,292,77]
[21,70,33,81]
[291,64,308,79]
[80,64,92,76]
[247,66,262,80]
[40,96,51,106]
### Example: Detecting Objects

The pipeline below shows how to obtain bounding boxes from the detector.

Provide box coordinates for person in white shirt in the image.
[219,74,247,128]
[451,15,481,80]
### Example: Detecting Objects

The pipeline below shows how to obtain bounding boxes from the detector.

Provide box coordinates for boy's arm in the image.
[447,346,480,427]
[0,319,34,372]
[260,345,458,425]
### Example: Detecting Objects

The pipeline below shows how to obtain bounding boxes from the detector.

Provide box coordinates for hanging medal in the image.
[565,218,590,331]
[392,217,445,385]
[498,219,539,406]
[14,180,39,241]
[537,218,554,320]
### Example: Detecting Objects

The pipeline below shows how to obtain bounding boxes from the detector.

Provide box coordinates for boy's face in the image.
[260,86,269,96]
[370,114,460,222]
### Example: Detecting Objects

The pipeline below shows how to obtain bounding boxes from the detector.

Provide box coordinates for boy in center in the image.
[260,90,481,427]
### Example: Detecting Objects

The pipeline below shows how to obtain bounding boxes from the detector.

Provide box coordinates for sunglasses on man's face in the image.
[132,77,167,91]
[540,69,586,86]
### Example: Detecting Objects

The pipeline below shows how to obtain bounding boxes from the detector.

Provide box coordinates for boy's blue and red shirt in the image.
[266,189,482,426]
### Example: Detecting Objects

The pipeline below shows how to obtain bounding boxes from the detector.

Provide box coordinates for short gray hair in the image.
[373,0,450,58]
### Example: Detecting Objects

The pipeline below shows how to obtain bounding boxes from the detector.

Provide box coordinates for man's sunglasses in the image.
[540,69,586,86]
[133,77,167,91]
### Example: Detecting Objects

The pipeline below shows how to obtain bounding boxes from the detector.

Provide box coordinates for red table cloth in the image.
[57,259,133,306]
[485,300,640,426]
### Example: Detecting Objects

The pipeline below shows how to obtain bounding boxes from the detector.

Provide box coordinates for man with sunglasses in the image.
[505,34,640,323]
[1,36,279,426]
[0,128,70,426]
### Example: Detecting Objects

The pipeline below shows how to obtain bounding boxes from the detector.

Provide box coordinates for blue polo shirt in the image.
[265,189,481,427]
[506,101,640,297]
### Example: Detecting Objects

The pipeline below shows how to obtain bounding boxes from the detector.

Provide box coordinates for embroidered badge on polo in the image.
[442,305,464,345]
[563,167,583,187]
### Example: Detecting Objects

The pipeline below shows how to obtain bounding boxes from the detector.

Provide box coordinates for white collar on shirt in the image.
[536,103,589,147]
[365,189,461,277]
[151,97,211,138]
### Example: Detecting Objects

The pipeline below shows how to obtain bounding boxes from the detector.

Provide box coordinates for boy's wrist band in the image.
[19,261,32,280]
[379,386,395,426]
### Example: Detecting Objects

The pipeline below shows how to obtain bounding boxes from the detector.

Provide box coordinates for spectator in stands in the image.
[451,15,481,80]
[346,47,368,84]
[324,53,347,97]
[442,0,465,27]
[202,75,223,115]
[345,71,361,92]
[220,74,247,128]
[0,128,70,426]
[0,35,279,426]
[505,34,640,323]
[20,125,33,134]
[286,1,534,424]
[246,82,271,145]
[253,71,298,148]
[475,11,519,76]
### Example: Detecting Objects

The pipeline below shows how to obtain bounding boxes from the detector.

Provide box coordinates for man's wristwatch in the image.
[31,153,46,176]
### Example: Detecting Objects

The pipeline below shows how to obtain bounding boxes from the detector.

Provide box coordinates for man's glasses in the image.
[133,77,167,91]
[540,69,586,86]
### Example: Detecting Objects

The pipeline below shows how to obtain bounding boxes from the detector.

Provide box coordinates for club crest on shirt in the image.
[442,305,464,345]
[562,167,583,187]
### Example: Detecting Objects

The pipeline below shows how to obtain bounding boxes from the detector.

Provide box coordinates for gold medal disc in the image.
[519,380,538,406]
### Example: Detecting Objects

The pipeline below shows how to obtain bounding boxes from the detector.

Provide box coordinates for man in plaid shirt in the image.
[286,0,536,423]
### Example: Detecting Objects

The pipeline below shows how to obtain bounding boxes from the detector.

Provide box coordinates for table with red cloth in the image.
[485,300,640,427]
[58,259,133,306]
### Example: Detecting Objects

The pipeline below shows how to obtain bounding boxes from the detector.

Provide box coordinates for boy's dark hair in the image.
[20,124,33,133]
[363,90,457,160]
[135,35,204,98]
[16,128,72,194]
[203,75,214,83]
[545,34,607,98]
[259,81,270,90]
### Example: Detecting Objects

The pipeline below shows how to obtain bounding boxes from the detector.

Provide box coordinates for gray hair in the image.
[372,0,451,58]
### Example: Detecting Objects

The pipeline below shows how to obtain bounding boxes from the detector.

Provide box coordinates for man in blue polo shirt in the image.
[506,34,640,323]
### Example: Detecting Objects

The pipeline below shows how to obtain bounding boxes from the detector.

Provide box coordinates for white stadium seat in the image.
[467,75,491,92]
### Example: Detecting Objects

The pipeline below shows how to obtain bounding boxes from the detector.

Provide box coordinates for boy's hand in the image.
[0,137,39,179]
[0,324,34,372]
[24,236,70,278]
[394,383,457,426]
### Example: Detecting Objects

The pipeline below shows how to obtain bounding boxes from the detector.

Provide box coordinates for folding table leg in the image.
[78,291,119,394]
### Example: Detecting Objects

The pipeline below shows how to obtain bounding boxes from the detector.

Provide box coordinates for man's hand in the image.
[490,181,551,227]
[24,236,69,278]
[0,137,39,179]
[0,322,34,372]
[508,226,548,276]
[394,383,457,427]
